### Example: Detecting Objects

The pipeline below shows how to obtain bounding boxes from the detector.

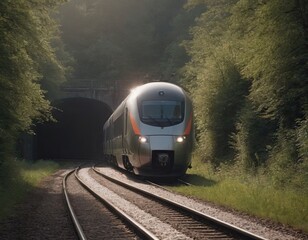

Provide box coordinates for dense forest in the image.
[183,0,308,189]
[0,0,307,191]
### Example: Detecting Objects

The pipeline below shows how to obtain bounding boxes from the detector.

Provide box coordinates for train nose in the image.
[149,135,173,150]
[137,135,191,176]
[149,136,175,172]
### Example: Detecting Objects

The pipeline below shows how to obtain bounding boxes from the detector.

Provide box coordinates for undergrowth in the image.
[0,159,59,219]
[172,156,308,233]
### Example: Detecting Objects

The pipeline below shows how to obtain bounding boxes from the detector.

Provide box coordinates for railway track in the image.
[63,169,86,240]
[144,178,191,193]
[91,166,267,240]
[63,165,267,239]
[63,167,154,240]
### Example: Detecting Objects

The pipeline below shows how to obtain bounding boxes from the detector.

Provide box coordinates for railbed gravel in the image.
[0,164,306,240]
[78,167,192,239]
[93,165,308,240]
[89,168,239,239]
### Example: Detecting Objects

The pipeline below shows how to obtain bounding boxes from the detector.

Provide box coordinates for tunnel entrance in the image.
[35,97,112,160]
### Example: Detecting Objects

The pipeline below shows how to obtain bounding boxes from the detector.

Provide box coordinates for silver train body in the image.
[103,82,194,177]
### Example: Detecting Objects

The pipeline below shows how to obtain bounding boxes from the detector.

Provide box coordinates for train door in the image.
[122,107,133,171]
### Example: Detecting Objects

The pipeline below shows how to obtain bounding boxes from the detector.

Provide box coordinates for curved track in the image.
[63,167,156,240]
[63,169,86,240]
[92,166,267,240]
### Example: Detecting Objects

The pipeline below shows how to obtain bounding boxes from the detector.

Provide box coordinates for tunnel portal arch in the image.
[35,97,112,160]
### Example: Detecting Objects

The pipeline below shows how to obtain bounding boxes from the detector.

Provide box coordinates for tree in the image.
[58,0,189,85]
[182,0,248,165]
[183,0,308,186]
[230,0,308,181]
[232,0,308,127]
[0,0,66,166]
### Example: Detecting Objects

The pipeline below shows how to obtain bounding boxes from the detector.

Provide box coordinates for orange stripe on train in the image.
[184,113,192,135]
[129,112,141,135]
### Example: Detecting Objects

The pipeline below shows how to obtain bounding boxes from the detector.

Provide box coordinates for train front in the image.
[128,83,194,177]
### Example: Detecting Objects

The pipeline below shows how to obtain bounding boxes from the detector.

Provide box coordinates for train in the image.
[103,82,194,177]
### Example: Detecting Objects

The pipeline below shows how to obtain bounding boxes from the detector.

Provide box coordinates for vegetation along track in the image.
[92,166,267,240]
[63,168,154,240]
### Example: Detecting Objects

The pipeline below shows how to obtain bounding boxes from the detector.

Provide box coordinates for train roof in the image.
[129,82,185,100]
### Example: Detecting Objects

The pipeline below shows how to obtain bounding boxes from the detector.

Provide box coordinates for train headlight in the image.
[176,136,186,143]
[138,136,148,143]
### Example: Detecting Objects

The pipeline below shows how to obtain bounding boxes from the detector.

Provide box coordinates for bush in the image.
[231,102,275,172]
[267,127,308,192]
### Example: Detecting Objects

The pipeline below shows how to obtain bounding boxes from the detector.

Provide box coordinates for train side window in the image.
[114,114,124,137]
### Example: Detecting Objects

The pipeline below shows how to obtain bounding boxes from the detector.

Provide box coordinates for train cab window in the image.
[140,100,184,127]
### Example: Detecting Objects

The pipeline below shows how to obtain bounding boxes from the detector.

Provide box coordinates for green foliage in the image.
[0,159,59,219]
[0,159,24,219]
[267,119,308,190]
[231,102,273,171]
[232,0,308,127]
[296,111,308,164]
[40,37,73,100]
[295,112,308,185]
[160,4,207,83]
[171,157,308,232]
[59,0,200,85]
[20,160,59,186]
[183,0,247,165]
[230,0,308,184]
[0,0,66,167]
[182,0,308,193]
[267,128,299,188]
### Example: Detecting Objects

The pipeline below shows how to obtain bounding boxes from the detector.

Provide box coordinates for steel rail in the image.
[145,179,191,191]
[177,178,192,186]
[92,166,267,240]
[145,180,174,193]
[63,169,87,240]
[74,167,159,240]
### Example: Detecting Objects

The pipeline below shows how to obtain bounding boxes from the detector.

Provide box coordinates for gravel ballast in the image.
[0,164,307,240]
[78,167,192,240]
[94,165,307,240]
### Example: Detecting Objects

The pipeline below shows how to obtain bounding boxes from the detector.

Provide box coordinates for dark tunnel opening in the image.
[35,97,112,161]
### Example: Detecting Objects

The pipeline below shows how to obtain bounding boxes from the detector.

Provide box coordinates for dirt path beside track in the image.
[0,169,76,240]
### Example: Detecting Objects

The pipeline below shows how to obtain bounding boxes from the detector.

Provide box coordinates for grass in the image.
[19,160,59,186]
[0,159,60,220]
[1,158,307,233]
[169,157,308,233]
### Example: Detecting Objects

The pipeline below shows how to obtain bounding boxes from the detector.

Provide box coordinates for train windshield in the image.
[140,100,184,127]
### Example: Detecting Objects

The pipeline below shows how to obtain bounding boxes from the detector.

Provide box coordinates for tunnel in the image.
[35,97,112,161]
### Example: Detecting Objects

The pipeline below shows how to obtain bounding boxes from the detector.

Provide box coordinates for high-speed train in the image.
[103,82,194,177]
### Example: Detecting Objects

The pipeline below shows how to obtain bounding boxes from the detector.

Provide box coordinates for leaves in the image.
[59,0,193,83]
[182,0,308,174]
[0,0,66,163]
